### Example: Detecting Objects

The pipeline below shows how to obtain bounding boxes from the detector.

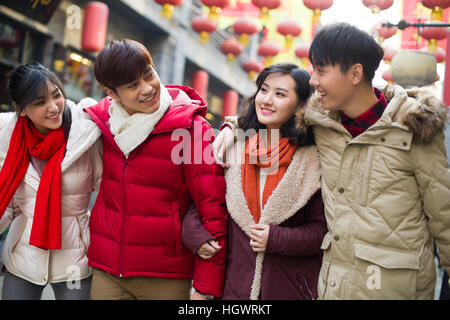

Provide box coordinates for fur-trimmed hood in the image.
[301,84,449,143]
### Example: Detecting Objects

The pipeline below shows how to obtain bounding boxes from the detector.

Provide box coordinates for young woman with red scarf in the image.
[0,63,102,299]
[183,63,327,299]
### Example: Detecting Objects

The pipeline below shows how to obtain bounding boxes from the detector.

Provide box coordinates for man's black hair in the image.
[309,22,384,83]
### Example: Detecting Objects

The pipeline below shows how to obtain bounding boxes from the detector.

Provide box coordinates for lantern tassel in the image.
[428,39,438,53]
[431,6,444,21]
[285,35,294,50]
[239,33,250,46]
[161,4,174,19]
[199,31,210,44]
[209,6,221,21]
[260,7,270,24]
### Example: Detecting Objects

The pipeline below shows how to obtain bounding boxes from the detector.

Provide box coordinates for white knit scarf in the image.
[109,84,173,158]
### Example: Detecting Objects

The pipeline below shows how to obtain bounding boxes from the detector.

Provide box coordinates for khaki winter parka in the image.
[303,84,450,300]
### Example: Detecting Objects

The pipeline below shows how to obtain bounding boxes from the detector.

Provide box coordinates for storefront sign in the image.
[2,0,63,24]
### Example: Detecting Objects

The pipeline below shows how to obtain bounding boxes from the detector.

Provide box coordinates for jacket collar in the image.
[85,86,207,138]
[224,139,321,300]
[225,140,321,233]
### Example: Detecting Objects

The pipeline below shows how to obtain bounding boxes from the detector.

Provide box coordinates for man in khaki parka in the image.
[304,22,450,300]
[213,22,450,300]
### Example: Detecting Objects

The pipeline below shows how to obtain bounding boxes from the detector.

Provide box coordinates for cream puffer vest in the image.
[0,98,102,285]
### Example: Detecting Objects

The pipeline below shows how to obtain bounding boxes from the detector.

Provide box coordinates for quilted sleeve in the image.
[413,130,450,275]
[183,115,228,298]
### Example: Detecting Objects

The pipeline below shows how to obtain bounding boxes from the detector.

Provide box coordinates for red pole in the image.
[444,29,450,107]
[222,90,239,118]
[191,70,209,101]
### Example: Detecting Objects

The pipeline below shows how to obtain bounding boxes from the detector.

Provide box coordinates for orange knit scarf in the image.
[241,133,296,223]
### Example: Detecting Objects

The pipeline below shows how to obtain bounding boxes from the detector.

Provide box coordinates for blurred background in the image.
[0,0,448,129]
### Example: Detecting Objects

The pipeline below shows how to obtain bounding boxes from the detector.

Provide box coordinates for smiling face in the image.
[255,72,300,131]
[309,63,357,112]
[19,80,65,135]
[105,65,161,115]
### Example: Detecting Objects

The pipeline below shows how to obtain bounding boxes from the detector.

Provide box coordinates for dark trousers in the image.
[2,270,92,300]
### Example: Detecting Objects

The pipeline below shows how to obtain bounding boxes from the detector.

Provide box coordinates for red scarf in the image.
[241,133,296,223]
[0,116,66,250]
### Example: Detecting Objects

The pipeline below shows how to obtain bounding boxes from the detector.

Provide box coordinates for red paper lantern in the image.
[383,46,397,64]
[421,21,448,52]
[362,0,393,13]
[220,38,243,60]
[81,2,109,52]
[303,0,334,23]
[251,0,281,21]
[154,0,183,19]
[382,69,393,83]
[294,43,310,59]
[233,17,260,46]
[191,16,217,44]
[421,0,450,20]
[375,21,398,41]
[258,41,281,66]
[295,43,310,68]
[201,0,230,20]
[421,46,446,63]
[242,59,264,80]
[277,19,302,49]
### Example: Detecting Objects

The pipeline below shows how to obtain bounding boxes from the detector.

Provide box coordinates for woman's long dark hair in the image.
[238,62,315,146]
[8,62,72,139]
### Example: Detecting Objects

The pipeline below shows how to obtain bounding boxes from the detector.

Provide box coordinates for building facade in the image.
[0,0,259,127]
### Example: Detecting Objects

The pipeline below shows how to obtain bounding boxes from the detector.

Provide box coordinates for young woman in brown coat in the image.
[183,63,327,300]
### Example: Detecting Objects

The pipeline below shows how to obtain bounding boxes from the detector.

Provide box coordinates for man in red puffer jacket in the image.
[84,39,228,300]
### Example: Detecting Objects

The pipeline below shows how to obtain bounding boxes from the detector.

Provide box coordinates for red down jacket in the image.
[84,85,228,298]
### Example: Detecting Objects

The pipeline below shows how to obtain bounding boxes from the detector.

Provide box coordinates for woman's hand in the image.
[249,224,270,253]
[196,240,221,259]
[212,126,234,168]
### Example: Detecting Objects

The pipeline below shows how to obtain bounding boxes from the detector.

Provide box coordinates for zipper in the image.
[75,216,88,254]
[119,159,128,277]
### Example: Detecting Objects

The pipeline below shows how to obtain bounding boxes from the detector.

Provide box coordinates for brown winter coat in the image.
[221,140,326,300]
[303,84,450,300]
